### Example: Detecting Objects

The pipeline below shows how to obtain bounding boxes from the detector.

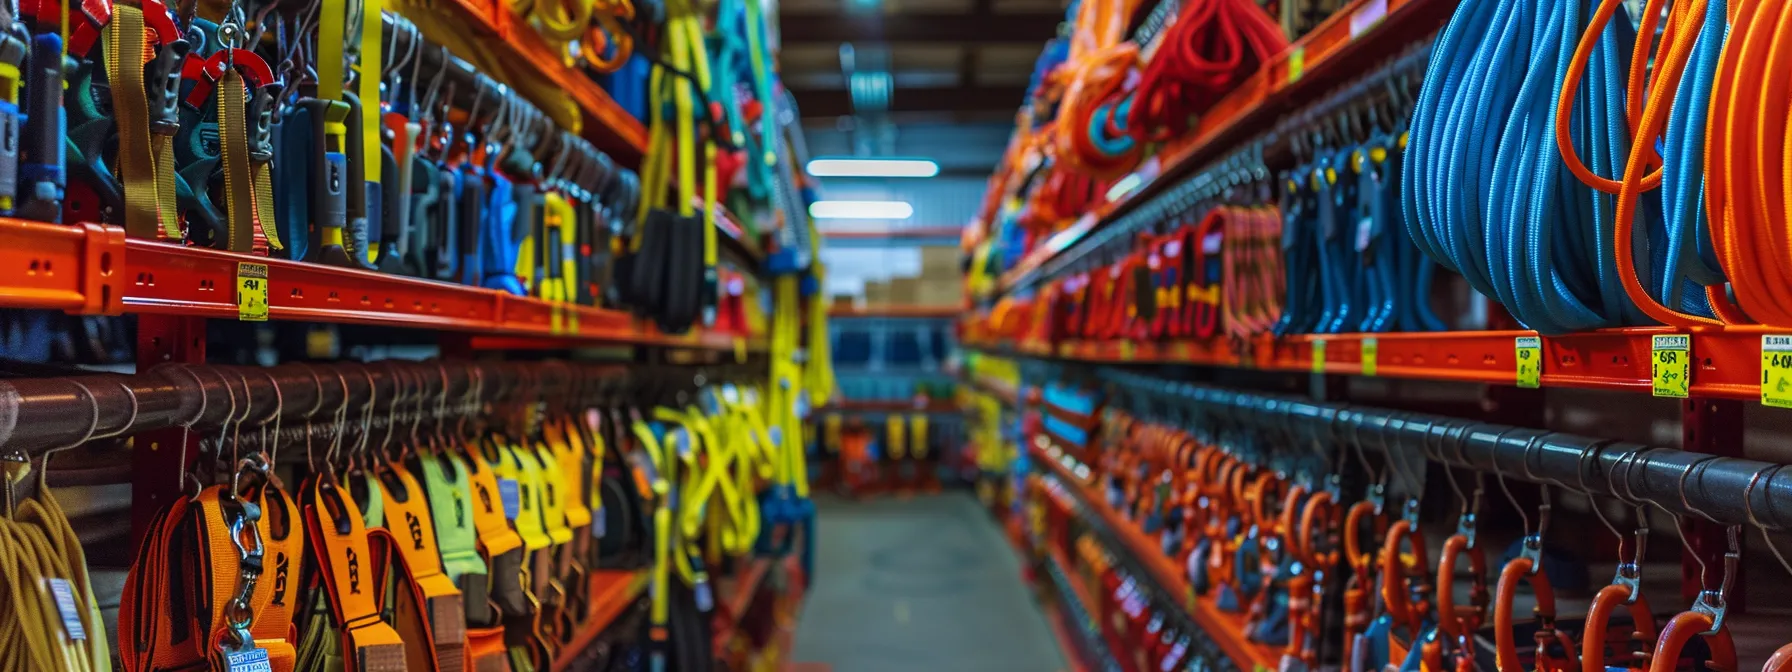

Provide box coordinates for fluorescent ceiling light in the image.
[809,200,914,220]
[806,158,939,178]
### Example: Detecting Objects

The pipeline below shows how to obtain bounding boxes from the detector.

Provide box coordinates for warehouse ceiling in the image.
[777,0,1067,120]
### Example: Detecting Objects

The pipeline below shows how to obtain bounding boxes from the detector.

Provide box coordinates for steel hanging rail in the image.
[0,361,641,450]
[1091,370,1792,530]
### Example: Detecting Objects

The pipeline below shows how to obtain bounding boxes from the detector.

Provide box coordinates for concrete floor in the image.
[791,492,1067,672]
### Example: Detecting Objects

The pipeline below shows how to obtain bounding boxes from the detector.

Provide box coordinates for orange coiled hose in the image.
[1552,0,1732,327]
[1709,0,1792,326]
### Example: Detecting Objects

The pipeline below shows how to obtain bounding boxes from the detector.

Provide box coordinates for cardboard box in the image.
[920,246,961,276]
[863,281,890,305]
[888,277,922,305]
[917,279,962,307]
[832,295,858,311]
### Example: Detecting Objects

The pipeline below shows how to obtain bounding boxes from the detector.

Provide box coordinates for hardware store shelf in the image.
[423,1,648,160]
[829,306,962,319]
[0,217,758,352]
[969,325,1787,400]
[994,0,1456,295]
[1032,442,1279,672]
[551,570,650,672]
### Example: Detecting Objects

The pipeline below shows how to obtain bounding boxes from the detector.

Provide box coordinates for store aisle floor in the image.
[791,492,1067,672]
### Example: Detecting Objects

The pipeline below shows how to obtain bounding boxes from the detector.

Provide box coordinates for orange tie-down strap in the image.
[249,484,306,672]
[123,485,281,672]
[378,461,468,672]
[120,496,204,672]
[300,477,408,671]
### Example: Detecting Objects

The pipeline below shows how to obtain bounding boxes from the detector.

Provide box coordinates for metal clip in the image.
[146,38,190,136]
[248,84,277,162]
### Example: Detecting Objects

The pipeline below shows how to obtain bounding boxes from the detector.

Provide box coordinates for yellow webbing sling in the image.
[107,4,178,239]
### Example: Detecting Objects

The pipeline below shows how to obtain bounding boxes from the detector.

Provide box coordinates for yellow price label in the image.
[1362,337,1379,376]
[1118,341,1136,361]
[1311,339,1326,373]
[236,262,269,322]
[549,304,564,335]
[1515,336,1542,388]
[733,337,748,363]
[1057,341,1074,358]
[1288,47,1306,84]
[1762,336,1792,408]
[1651,334,1690,398]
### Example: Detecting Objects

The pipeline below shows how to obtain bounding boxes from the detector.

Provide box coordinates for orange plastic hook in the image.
[1765,645,1792,672]
[1378,516,1429,636]
[1436,533,1490,639]
[1341,495,1386,664]
[1645,611,1735,672]
[1580,582,1656,672]
[1494,554,1579,672]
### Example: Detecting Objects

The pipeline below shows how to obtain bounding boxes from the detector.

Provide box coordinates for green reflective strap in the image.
[419,452,487,582]
[358,473,385,528]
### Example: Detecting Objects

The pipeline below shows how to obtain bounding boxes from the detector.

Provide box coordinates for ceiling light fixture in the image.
[809,200,915,220]
[806,158,941,178]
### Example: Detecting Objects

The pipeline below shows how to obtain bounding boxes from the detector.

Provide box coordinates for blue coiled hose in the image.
[1659,0,1728,316]
[1404,0,1678,334]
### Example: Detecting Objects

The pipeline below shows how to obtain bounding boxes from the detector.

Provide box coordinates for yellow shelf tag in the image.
[1118,341,1136,361]
[733,337,748,363]
[1515,336,1542,388]
[1362,337,1378,376]
[1287,47,1306,84]
[1762,335,1792,408]
[1311,339,1326,373]
[1651,334,1690,398]
[236,262,269,322]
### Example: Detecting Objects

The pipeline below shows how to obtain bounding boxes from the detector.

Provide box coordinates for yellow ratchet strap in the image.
[217,70,258,252]
[107,4,179,239]
[911,413,930,459]
[376,462,467,670]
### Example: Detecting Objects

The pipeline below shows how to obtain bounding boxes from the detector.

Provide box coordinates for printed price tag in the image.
[1651,334,1691,398]
[1362,337,1379,376]
[1287,47,1306,84]
[1311,339,1326,373]
[1119,341,1136,361]
[236,262,269,322]
[733,337,748,363]
[226,647,272,672]
[46,578,85,640]
[1515,336,1543,388]
[1762,336,1792,408]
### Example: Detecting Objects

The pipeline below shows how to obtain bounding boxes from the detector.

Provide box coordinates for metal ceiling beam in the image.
[792,84,1028,118]
[778,13,1062,44]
